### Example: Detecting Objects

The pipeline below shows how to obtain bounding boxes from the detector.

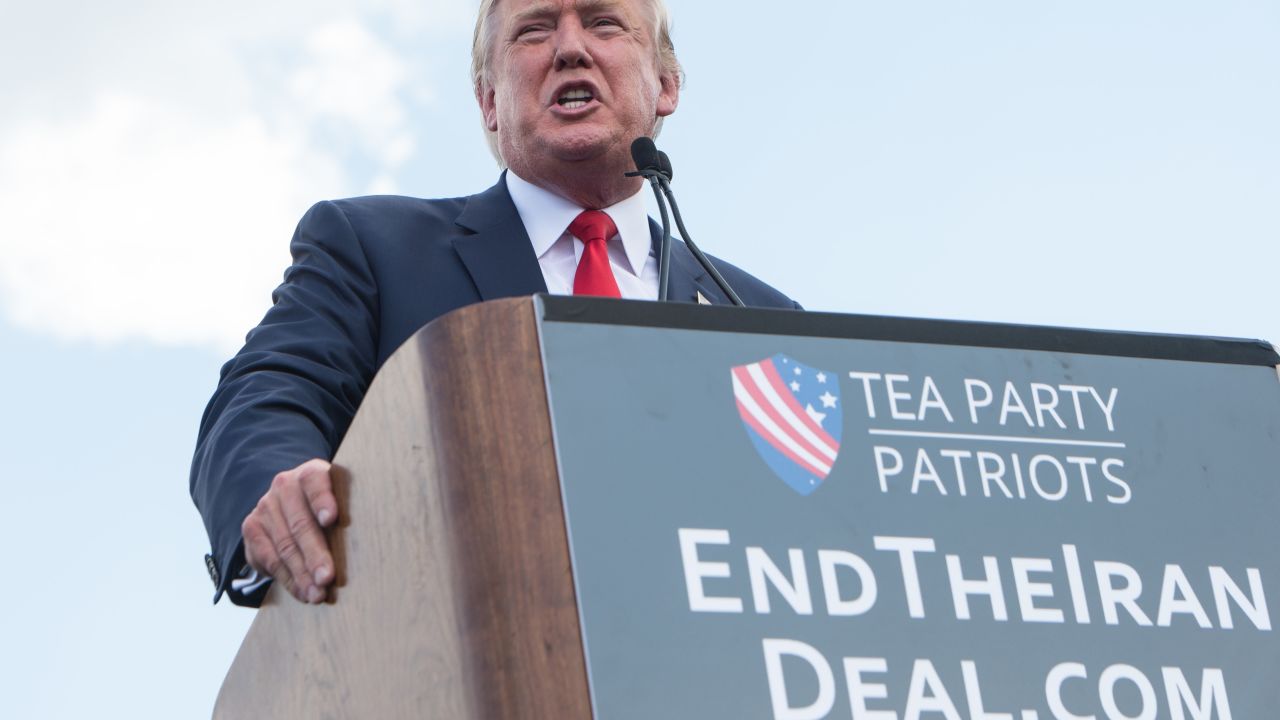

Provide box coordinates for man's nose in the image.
[552,21,595,70]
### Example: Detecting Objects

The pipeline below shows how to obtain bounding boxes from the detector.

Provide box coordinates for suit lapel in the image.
[453,175,549,301]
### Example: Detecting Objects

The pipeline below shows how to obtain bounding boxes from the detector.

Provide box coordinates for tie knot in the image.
[568,210,617,246]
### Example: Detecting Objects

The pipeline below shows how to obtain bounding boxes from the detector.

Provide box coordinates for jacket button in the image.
[204,554,220,587]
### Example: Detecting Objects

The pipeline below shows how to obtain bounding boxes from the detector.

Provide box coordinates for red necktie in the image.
[569,210,622,298]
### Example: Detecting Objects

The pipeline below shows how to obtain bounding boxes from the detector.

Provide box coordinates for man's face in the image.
[479,0,679,175]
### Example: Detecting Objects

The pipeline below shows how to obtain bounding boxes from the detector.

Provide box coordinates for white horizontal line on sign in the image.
[867,428,1127,449]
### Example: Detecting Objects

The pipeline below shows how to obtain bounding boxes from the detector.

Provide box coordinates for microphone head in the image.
[630,136,662,175]
[657,151,673,182]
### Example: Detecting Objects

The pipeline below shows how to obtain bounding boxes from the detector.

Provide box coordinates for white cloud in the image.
[367,0,477,35]
[288,20,417,170]
[0,3,474,352]
[0,95,338,351]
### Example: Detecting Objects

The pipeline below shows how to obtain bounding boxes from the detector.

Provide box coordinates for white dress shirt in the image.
[505,171,659,300]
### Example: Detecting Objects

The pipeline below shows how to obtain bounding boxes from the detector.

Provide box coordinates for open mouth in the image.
[557,88,595,110]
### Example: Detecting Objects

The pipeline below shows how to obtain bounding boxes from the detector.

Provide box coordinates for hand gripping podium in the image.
[216,296,1280,719]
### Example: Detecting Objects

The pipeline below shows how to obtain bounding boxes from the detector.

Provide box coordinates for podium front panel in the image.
[536,296,1280,720]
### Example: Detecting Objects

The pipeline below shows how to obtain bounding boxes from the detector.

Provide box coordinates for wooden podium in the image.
[213,295,1280,719]
[214,297,591,719]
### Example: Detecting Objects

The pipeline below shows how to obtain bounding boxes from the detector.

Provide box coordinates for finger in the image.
[277,473,335,590]
[248,509,302,601]
[269,558,303,603]
[300,463,338,529]
[241,513,277,576]
[244,505,309,601]
[265,489,317,602]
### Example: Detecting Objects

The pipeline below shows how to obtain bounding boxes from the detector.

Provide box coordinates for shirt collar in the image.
[505,170,652,278]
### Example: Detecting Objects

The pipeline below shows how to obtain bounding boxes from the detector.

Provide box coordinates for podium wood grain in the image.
[213,298,592,719]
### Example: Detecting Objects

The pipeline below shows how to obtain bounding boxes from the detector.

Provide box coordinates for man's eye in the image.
[592,17,621,28]
[518,24,551,37]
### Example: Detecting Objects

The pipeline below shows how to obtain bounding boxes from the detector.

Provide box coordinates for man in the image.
[191,0,800,608]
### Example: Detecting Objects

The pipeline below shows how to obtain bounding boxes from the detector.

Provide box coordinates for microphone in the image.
[648,149,744,307]
[627,138,743,306]
[629,138,675,300]
[630,136,663,177]
[657,151,673,182]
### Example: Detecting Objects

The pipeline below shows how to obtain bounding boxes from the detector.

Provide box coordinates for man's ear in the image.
[656,70,680,118]
[477,81,499,132]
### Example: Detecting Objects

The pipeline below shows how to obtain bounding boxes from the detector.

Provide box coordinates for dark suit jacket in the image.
[191,175,800,604]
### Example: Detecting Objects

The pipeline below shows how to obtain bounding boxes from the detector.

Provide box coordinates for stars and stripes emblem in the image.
[731,354,843,496]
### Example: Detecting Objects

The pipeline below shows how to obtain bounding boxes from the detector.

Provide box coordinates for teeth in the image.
[558,88,594,107]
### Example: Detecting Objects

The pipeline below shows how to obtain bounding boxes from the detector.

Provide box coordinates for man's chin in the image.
[541,130,624,164]
[502,128,632,180]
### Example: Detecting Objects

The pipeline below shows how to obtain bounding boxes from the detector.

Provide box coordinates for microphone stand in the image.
[653,175,744,307]
[627,138,743,306]
[626,168,674,301]
[651,175,675,302]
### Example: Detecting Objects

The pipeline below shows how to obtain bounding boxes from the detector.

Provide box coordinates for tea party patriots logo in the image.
[730,354,842,496]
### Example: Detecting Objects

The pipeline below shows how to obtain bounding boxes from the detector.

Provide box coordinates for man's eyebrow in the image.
[508,3,559,28]
[574,0,626,15]
[508,0,628,28]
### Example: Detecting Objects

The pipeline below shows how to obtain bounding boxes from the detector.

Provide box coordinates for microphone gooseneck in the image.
[648,151,744,307]
[627,138,743,306]
[628,138,674,300]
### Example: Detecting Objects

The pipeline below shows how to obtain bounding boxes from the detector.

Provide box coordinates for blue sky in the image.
[1,1,1277,717]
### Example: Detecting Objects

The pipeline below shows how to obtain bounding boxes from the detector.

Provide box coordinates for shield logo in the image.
[731,354,842,496]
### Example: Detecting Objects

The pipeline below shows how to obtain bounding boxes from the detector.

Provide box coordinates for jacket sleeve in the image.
[190,200,380,605]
